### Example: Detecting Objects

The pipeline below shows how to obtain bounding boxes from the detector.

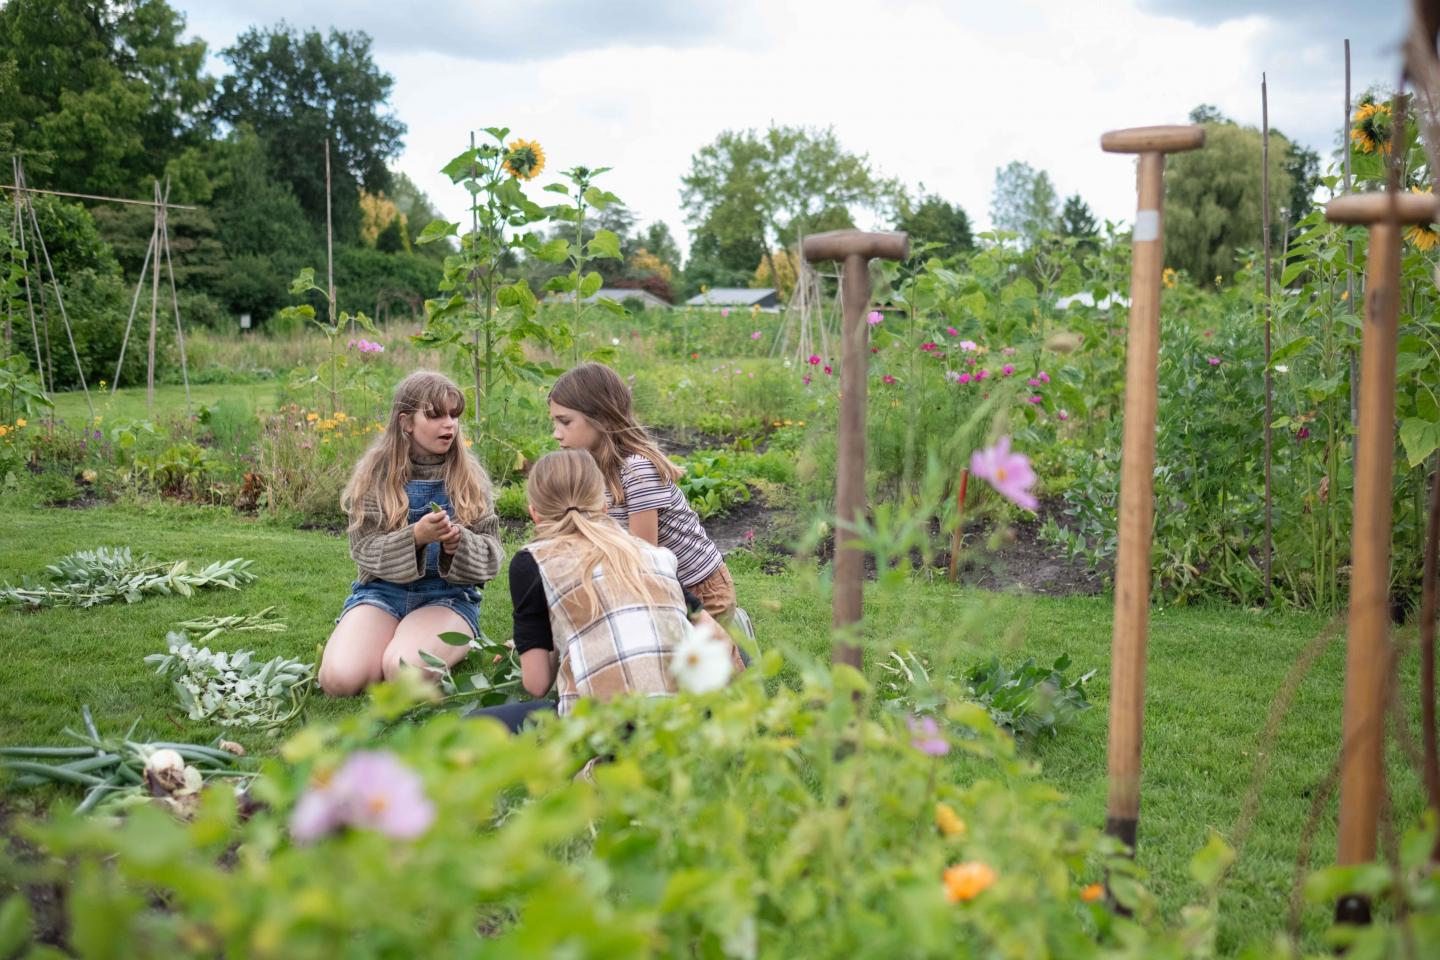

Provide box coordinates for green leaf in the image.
[1188,831,1235,888]
[1279,259,1309,287]
[543,183,571,196]
[546,273,578,294]
[579,271,604,298]
[959,290,987,317]
[441,148,481,183]
[416,219,459,245]
[535,237,570,263]
[0,895,32,958]
[1399,417,1440,468]
[1268,335,1313,367]
[587,230,623,261]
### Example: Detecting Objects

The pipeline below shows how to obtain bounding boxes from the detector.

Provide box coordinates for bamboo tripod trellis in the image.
[774,245,840,366]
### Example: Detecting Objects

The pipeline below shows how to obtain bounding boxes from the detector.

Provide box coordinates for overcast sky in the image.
[173,0,1405,258]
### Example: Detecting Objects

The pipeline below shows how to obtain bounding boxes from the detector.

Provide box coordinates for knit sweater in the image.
[348,455,504,586]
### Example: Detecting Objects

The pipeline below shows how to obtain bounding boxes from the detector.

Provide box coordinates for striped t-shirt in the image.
[605,453,722,588]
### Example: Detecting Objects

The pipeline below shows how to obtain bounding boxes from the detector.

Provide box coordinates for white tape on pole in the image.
[1133,210,1160,243]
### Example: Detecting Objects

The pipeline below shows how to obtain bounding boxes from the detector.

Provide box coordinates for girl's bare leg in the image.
[382,606,473,682]
[319,605,398,697]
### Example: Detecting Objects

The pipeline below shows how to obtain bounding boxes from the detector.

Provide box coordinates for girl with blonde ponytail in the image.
[472,449,730,731]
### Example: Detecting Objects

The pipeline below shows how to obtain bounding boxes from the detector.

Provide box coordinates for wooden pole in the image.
[801,230,909,671]
[20,161,92,416]
[158,177,191,415]
[1345,40,1359,429]
[1323,189,1439,925]
[12,159,45,397]
[1099,125,1205,857]
[112,212,157,392]
[325,138,337,333]
[146,181,161,414]
[1262,74,1275,605]
[947,469,971,582]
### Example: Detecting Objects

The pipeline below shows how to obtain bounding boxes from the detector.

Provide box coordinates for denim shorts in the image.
[338,576,483,636]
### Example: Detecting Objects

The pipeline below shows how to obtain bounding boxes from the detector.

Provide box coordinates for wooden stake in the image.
[325,138,337,333]
[947,469,971,582]
[1345,40,1359,429]
[802,230,909,670]
[1099,124,1205,856]
[146,181,161,414]
[1262,75,1274,605]
[1324,189,1438,924]
[158,178,191,415]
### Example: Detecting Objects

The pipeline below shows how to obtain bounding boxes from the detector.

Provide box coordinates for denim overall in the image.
[338,478,483,634]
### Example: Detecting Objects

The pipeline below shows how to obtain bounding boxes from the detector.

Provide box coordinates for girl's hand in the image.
[414,510,451,546]
[439,520,462,555]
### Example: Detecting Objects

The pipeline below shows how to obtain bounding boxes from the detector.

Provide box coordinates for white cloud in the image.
[175,0,1402,260]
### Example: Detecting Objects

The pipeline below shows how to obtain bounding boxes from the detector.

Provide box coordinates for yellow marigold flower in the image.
[503,139,545,181]
[463,439,473,448]
[0,425,8,437]
[943,862,996,903]
[1081,883,1105,903]
[935,802,967,838]
[15,418,25,428]
[306,412,318,422]
[335,411,348,421]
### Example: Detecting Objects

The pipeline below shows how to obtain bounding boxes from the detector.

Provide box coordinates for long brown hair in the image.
[342,370,493,532]
[526,449,659,608]
[549,363,680,506]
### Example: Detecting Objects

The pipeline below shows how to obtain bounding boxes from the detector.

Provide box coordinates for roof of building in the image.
[683,287,779,306]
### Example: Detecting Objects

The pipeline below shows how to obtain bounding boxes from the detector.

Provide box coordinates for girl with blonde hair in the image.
[470,449,733,731]
[319,371,503,697]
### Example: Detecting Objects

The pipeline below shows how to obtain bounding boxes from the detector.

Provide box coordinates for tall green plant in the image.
[541,164,626,362]
[279,268,377,417]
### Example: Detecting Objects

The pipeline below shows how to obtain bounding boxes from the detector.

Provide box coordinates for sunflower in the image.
[503,138,545,181]
[1405,187,1438,250]
[1350,98,1393,156]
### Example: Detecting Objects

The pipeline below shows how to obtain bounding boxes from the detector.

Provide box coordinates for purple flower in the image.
[808,354,822,366]
[907,716,949,756]
[975,369,990,381]
[1001,364,1015,377]
[1027,378,1042,387]
[290,750,435,844]
[970,435,1038,511]
[959,340,978,352]
[867,311,884,325]
[1037,371,1050,383]
[1296,427,1310,440]
[957,372,972,384]
[1026,395,1043,404]
[751,330,763,340]
[882,374,897,385]
[802,375,812,386]
[1057,410,1070,421]
[946,326,959,336]
[945,370,962,383]
[1208,357,1221,367]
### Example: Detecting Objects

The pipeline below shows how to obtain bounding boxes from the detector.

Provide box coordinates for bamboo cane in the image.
[1324,189,1439,924]
[947,469,971,582]
[801,230,909,669]
[1099,124,1205,857]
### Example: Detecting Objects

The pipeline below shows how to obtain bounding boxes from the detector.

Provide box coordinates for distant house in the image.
[549,287,673,310]
[684,287,782,311]
[1055,290,1129,311]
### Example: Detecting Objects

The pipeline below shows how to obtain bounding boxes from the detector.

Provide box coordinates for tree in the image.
[1059,194,1098,239]
[990,161,1059,244]
[638,222,681,274]
[680,124,895,290]
[0,0,212,196]
[214,24,406,240]
[1165,121,1294,282]
[893,190,974,260]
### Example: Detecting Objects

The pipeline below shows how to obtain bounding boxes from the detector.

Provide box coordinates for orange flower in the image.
[1081,883,1104,903]
[943,862,996,903]
[934,802,967,838]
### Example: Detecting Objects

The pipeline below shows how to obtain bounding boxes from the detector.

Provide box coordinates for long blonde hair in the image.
[342,370,493,532]
[527,449,662,608]
[549,363,681,506]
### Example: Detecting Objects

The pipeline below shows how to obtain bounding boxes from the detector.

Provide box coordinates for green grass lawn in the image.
[0,503,1426,953]
[44,382,285,427]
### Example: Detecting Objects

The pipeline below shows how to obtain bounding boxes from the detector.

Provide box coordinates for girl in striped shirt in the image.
[548,363,738,621]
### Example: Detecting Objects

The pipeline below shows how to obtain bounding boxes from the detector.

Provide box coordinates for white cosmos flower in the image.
[611,337,621,346]
[1275,364,1289,373]
[669,620,733,693]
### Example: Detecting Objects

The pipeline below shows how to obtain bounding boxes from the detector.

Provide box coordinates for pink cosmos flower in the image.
[1027,395,1043,404]
[1208,357,1221,366]
[1002,364,1015,376]
[1027,378,1042,387]
[970,435,1038,511]
[290,750,435,844]
[945,370,961,383]
[959,340,978,352]
[975,369,990,381]
[882,374,897,384]
[867,311,883,325]
[921,342,938,352]
[721,308,730,317]
[802,375,812,386]
[751,330,762,340]
[1057,410,1070,421]
[1037,371,1050,383]
[1001,347,1016,356]
[957,372,972,384]
[907,716,949,756]
[808,354,822,366]
[824,365,832,375]
[946,326,959,336]
[967,358,977,367]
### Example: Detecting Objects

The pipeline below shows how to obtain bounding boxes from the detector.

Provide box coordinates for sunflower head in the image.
[1404,187,1438,250]
[1351,98,1394,156]
[503,139,546,181]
